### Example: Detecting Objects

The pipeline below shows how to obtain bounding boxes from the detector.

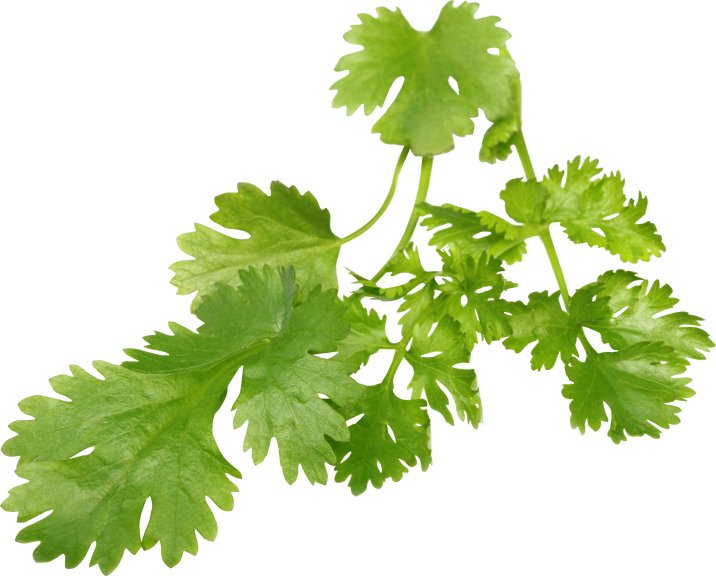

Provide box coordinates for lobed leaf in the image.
[4,360,241,574]
[330,384,431,496]
[563,343,693,443]
[435,250,517,347]
[406,316,481,427]
[334,298,396,371]
[170,181,341,311]
[348,243,437,302]
[2,267,359,572]
[332,1,518,156]
[501,157,664,263]
[502,291,580,371]
[586,270,714,363]
[479,71,522,164]
[419,202,532,264]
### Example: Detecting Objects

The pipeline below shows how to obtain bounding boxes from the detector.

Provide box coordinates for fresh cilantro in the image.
[4,3,713,573]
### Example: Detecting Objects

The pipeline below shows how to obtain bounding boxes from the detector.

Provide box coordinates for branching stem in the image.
[540,214,594,356]
[372,155,434,283]
[341,146,410,244]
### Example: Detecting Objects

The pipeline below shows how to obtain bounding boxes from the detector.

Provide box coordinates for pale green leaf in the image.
[170,181,341,311]
[479,72,522,164]
[406,316,481,427]
[419,202,532,264]
[3,360,241,574]
[586,270,714,363]
[502,291,578,370]
[498,157,664,263]
[332,2,518,156]
[500,178,547,224]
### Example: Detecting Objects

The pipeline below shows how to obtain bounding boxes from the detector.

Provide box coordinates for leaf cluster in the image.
[3,3,712,574]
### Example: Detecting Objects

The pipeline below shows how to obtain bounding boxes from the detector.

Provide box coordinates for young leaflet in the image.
[3,2,712,574]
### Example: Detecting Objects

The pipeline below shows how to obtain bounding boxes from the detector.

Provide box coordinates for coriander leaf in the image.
[500,177,547,224]
[232,276,362,485]
[3,360,242,574]
[534,158,665,262]
[170,181,341,311]
[124,270,294,373]
[332,2,518,156]
[419,202,532,264]
[334,298,395,371]
[397,278,439,336]
[435,251,517,347]
[541,156,602,221]
[330,384,431,496]
[563,343,693,443]
[406,316,481,427]
[130,266,365,485]
[479,71,522,164]
[348,243,436,302]
[568,281,611,327]
[587,270,714,363]
[502,291,578,370]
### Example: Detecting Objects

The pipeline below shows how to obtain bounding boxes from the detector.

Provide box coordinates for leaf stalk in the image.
[341,146,410,244]
[372,155,434,282]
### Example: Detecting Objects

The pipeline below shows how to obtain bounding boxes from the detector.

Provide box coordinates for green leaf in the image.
[500,178,547,224]
[419,202,532,264]
[535,158,664,262]
[330,384,431,496]
[568,281,611,327]
[124,274,292,373]
[587,270,714,363]
[435,251,517,347]
[2,267,359,572]
[397,278,439,336]
[231,274,362,485]
[406,316,481,427]
[479,72,522,164]
[332,2,518,156]
[170,181,341,311]
[334,298,395,371]
[3,360,241,574]
[348,243,436,302]
[541,156,602,221]
[502,291,579,370]
[563,343,694,443]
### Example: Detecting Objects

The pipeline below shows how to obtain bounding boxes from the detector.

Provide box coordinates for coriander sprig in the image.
[3,2,712,573]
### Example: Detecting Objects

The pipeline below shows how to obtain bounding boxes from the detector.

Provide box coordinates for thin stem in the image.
[541,230,594,356]
[383,338,409,391]
[514,128,536,181]
[539,228,570,307]
[341,146,410,244]
[393,156,433,252]
[372,155,434,283]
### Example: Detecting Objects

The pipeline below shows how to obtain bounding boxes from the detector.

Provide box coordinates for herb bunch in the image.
[3,2,712,574]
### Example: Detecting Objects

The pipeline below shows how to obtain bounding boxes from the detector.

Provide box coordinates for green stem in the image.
[514,128,536,181]
[383,338,409,391]
[341,146,410,244]
[541,230,594,356]
[372,155,434,283]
